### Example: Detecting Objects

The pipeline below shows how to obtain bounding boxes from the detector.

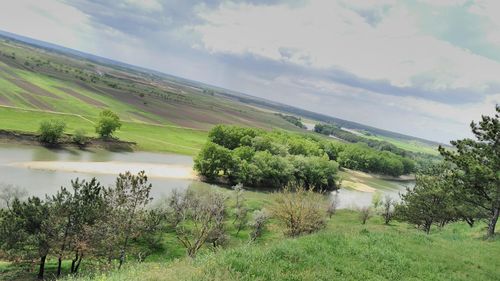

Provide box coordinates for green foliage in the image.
[439,105,500,237]
[195,125,340,191]
[38,119,66,145]
[95,110,122,138]
[194,142,234,181]
[337,143,409,176]
[72,129,88,146]
[0,196,53,279]
[395,164,457,233]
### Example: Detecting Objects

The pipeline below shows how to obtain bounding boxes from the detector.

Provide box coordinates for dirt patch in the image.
[0,93,13,106]
[7,78,60,99]
[128,111,161,124]
[54,86,106,107]
[342,180,376,193]
[17,91,54,110]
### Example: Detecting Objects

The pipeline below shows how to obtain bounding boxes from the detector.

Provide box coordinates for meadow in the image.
[64,210,499,281]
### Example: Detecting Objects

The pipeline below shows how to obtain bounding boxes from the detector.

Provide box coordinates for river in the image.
[0,143,410,208]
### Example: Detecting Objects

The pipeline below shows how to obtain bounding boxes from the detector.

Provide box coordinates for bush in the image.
[358,206,373,225]
[95,110,121,138]
[72,129,88,146]
[271,184,326,237]
[249,209,269,242]
[38,119,66,145]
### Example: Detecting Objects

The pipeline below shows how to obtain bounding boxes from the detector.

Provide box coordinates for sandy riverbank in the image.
[9,161,196,180]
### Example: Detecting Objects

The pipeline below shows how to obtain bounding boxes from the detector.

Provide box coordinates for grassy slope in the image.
[0,39,302,130]
[67,211,499,281]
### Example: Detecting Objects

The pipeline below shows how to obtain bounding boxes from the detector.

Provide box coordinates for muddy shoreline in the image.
[0,129,136,151]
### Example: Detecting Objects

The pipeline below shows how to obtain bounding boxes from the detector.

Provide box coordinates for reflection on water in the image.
[0,143,412,208]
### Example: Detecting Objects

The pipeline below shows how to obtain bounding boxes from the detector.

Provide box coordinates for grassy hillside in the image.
[0,38,303,154]
[66,211,499,281]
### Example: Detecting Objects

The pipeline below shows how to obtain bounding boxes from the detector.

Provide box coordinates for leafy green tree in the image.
[395,165,456,233]
[439,105,500,237]
[208,125,260,150]
[0,197,53,279]
[95,110,121,138]
[194,142,235,181]
[38,119,66,145]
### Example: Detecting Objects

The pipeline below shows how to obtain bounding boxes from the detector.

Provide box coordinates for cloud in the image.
[0,0,95,51]
[1,0,499,142]
[192,0,500,98]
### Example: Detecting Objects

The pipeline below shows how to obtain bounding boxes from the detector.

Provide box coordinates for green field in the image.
[0,38,311,155]
[363,133,441,156]
[0,106,207,155]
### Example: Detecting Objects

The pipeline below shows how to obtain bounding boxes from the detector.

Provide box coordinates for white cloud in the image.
[0,0,96,52]
[192,0,500,92]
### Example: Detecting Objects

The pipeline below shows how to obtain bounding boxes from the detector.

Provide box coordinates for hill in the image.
[0,31,442,155]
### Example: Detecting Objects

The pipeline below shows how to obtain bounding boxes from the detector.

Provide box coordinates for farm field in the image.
[0,38,302,154]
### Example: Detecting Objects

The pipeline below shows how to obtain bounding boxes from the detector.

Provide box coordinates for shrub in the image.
[38,119,66,145]
[358,206,373,225]
[326,192,339,218]
[72,129,88,146]
[272,184,326,237]
[249,209,269,242]
[381,195,395,225]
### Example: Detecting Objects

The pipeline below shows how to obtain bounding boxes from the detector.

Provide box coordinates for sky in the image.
[0,0,499,143]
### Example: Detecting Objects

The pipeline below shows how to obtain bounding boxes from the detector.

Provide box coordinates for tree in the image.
[174,188,227,257]
[102,171,152,268]
[48,178,104,276]
[95,110,121,138]
[0,184,27,210]
[38,119,66,145]
[395,165,455,233]
[232,184,248,235]
[439,105,500,237]
[0,197,53,279]
[194,142,235,181]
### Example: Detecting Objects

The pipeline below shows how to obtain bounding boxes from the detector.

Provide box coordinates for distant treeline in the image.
[194,125,416,190]
[275,113,306,129]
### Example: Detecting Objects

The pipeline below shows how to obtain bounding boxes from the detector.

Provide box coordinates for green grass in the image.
[364,134,440,156]
[0,107,207,155]
[64,211,499,281]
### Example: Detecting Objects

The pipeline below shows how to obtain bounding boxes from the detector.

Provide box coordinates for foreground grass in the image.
[65,211,499,281]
